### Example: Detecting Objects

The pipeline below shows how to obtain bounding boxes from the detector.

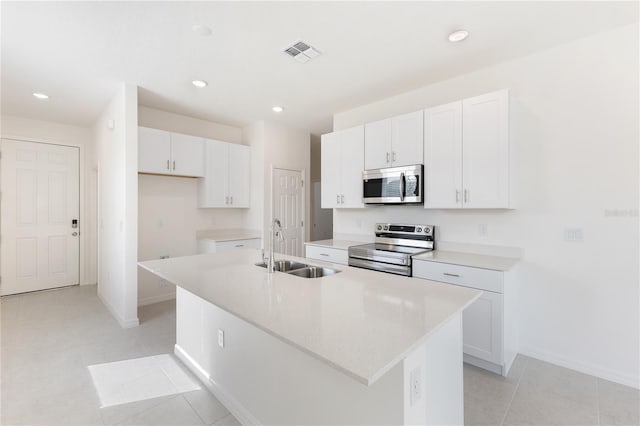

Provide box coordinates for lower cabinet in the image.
[198,238,261,254]
[413,259,518,376]
[304,244,349,265]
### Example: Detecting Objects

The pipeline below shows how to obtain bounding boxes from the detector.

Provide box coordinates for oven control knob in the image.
[383,225,389,231]
[416,227,422,233]
[377,225,382,231]
[424,227,430,233]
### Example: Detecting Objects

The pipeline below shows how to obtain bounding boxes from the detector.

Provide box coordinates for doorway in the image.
[1,139,80,295]
[272,168,304,257]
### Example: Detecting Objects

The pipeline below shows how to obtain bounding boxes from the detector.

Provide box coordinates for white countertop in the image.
[413,250,519,271]
[196,228,261,242]
[304,239,365,250]
[138,250,480,385]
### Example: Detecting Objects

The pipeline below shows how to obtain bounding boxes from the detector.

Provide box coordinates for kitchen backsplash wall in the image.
[333,24,639,388]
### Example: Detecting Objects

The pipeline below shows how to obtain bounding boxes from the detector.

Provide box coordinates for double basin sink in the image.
[255,260,340,278]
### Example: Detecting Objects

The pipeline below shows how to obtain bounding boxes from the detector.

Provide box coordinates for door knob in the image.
[72,232,78,236]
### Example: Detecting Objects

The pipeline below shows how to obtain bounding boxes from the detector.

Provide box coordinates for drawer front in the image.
[305,245,348,265]
[216,238,261,252]
[412,260,503,293]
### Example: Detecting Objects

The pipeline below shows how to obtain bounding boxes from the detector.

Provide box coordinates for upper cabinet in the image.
[424,89,511,209]
[198,139,250,208]
[321,125,364,209]
[138,127,204,177]
[364,110,423,170]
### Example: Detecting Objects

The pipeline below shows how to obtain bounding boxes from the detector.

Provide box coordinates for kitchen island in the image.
[139,249,481,425]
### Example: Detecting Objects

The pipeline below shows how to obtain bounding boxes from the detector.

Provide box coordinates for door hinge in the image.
[301,220,304,227]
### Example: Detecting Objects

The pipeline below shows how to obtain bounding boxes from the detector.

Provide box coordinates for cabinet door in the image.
[321,132,340,208]
[463,291,503,365]
[170,133,205,177]
[198,139,228,208]
[339,125,365,208]
[364,118,391,170]
[391,110,423,167]
[228,144,250,207]
[462,89,509,208]
[424,102,463,208]
[138,127,171,174]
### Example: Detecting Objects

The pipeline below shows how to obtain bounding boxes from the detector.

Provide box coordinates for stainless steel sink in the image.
[286,266,341,278]
[255,260,308,272]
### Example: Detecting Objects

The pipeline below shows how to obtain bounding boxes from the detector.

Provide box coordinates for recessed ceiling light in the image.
[272,106,284,113]
[33,92,49,99]
[448,30,469,43]
[192,80,208,88]
[192,24,212,37]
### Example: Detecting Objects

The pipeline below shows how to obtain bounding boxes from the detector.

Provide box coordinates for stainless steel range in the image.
[348,223,435,276]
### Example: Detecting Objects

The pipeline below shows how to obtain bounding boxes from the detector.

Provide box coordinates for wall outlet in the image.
[218,329,224,348]
[410,366,421,406]
[478,224,488,237]
[565,228,584,242]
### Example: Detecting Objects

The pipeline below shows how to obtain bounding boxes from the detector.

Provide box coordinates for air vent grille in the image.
[283,40,321,63]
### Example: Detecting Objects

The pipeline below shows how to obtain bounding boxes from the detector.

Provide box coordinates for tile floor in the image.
[1,285,638,426]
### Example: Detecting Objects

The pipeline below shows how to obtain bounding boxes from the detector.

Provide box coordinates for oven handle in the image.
[400,172,405,202]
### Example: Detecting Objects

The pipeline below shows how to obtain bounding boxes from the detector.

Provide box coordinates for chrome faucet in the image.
[268,218,284,273]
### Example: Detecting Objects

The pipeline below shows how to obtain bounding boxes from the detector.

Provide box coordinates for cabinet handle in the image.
[337,194,340,204]
[320,253,329,257]
[386,152,390,163]
[464,189,469,203]
[172,160,176,171]
[341,194,344,204]
[167,160,170,170]
[225,196,229,204]
[392,151,396,162]
[443,272,460,277]
[455,190,460,203]
[230,195,233,204]
[235,244,244,248]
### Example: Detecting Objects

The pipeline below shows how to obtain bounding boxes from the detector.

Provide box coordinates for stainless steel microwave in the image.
[362,164,423,205]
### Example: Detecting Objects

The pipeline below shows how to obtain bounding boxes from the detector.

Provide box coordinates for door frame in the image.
[0,135,91,287]
[270,166,306,256]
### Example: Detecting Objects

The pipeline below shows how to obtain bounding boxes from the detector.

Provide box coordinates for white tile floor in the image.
[1,285,638,426]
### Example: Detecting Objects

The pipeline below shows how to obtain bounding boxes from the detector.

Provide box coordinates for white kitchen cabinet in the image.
[424,89,512,209]
[198,237,261,254]
[364,110,423,170]
[305,245,349,265]
[321,125,364,208]
[198,139,250,208]
[138,127,204,177]
[412,258,518,376]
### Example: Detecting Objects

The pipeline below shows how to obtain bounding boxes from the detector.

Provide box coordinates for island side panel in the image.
[175,287,406,425]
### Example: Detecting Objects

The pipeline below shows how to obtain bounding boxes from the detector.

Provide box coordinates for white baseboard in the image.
[98,293,140,329]
[174,344,261,426]
[520,346,640,390]
[138,293,175,307]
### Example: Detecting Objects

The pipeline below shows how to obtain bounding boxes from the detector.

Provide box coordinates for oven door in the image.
[362,165,423,204]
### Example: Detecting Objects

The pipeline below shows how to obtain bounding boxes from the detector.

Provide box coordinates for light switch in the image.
[565,228,584,242]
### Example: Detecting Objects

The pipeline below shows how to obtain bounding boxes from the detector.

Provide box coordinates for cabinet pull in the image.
[235,244,244,247]
[392,151,396,162]
[341,194,344,204]
[225,196,229,204]
[455,190,460,203]
[443,272,460,277]
[172,160,176,171]
[386,152,390,163]
[320,253,329,257]
[464,189,468,203]
[230,196,233,204]
[167,160,170,170]
[337,194,340,204]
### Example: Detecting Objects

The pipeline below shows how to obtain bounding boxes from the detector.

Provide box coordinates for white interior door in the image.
[1,139,80,295]
[272,168,304,257]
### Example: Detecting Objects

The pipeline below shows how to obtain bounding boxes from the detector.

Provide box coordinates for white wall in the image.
[93,83,139,328]
[332,24,639,387]
[0,115,97,286]
[136,106,247,305]
[244,121,311,245]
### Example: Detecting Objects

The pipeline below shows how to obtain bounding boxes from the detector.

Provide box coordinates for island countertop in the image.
[138,250,481,385]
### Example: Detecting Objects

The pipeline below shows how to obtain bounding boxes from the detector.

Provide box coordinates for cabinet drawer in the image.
[216,238,261,252]
[412,260,503,293]
[305,245,348,265]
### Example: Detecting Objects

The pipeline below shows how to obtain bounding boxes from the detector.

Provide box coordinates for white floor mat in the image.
[88,354,201,408]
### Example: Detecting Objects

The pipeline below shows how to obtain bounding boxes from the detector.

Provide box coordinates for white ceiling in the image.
[1,1,637,136]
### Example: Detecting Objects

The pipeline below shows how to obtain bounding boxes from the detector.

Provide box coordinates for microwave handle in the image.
[400,172,405,202]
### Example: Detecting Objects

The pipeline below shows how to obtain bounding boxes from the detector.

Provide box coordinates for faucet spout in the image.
[268,218,284,273]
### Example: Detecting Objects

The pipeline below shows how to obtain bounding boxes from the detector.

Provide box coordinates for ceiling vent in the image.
[283,40,321,63]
